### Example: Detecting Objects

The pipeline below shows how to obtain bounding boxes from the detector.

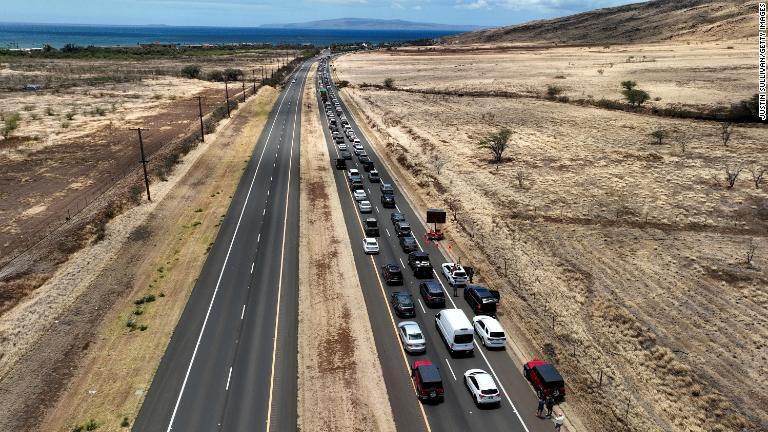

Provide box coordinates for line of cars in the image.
[317,58,565,410]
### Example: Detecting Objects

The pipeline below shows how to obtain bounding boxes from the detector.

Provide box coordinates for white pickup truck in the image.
[441,263,468,287]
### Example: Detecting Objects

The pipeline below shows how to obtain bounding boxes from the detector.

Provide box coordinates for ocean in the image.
[0,22,459,49]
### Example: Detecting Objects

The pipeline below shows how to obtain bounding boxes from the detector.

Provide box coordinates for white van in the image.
[435,309,474,356]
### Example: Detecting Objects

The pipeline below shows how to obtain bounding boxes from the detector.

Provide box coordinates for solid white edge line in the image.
[265,64,304,432]
[165,61,294,432]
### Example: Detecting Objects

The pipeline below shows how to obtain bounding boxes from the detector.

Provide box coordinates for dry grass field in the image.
[334,40,767,432]
[335,40,754,110]
[0,48,299,312]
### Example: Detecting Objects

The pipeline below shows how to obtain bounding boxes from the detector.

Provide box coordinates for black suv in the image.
[335,158,346,170]
[390,291,415,317]
[364,218,379,237]
[391,212,406,225]
[380,183,395,195]
[419,280,445,308]
[395,221,412,237]
[464,285,500,316]
[381,194,395,208]
[408,251,433,278]
[340,150,352,160]
[381,264,404,285]
[368,170,381,182]
[399,235,418,253]
[360,156,375,172]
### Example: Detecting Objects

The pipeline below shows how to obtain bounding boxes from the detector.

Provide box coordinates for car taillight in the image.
[437,388,444,395]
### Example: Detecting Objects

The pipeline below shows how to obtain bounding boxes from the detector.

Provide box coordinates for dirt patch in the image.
[296,63,395,432]
[0,85,278,432]
[335,49,768,432]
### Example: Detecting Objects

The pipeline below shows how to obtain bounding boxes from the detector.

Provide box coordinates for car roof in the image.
[400,322,421,334]
[416,363,442,383]
[468,285,494,297]
[385,263,401,271]
[473,372,496,390]
[364,238,377,243]
[475,316,503,331]
[534,363,565,384]
[410,251,428,258]
[422,280,442,291]
[401,236,416,243]
[396,221,410,227]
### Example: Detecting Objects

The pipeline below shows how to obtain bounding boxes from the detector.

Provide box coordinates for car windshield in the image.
[480,389,498,395]
[398,295,413,306]
[454,271,466,278]
[489,331,505,338]
[409,332,423,340]
[454,334,473,344]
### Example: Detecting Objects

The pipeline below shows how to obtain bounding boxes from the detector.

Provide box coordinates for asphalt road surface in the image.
[134,61,308,432]
[317,58,555,432]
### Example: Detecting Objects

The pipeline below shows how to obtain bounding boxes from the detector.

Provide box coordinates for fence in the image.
[0,58,303,278]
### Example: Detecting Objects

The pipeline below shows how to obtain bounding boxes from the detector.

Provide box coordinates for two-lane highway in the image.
[135,61,308,432]
[316,58,553,432]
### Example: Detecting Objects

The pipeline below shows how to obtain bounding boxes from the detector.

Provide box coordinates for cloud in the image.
[455,0,489,9]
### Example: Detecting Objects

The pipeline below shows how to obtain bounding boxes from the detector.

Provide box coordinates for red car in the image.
[411,360,444,403]
[523,359,565,401]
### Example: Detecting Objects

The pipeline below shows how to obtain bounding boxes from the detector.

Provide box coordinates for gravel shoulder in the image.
[296,63,395,432]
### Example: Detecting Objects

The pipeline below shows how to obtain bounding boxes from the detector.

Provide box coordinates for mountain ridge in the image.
[443,0,753,45]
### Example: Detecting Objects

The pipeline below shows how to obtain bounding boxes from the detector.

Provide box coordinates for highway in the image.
[134,60,308,432]
[316,58,554,432]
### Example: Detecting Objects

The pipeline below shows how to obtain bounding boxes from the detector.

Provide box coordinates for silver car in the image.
[397,321,426,353]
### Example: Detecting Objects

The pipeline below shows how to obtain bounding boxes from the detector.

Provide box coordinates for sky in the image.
[2,0,642,27]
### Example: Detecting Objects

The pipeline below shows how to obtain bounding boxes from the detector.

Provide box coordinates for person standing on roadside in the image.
[537,397,545,418]
[545,396,555,417]
[553,414,565,431]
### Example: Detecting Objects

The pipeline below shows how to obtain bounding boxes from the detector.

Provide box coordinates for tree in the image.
[650,126,667,145]
[750,165,765,189]
[206,70,224,82]
[181,64,201,79]
[479,127,512,163]
[623,88,650,107]
[621,80,637,91]
[383,77,395,89]
[720,122,734,146]
[223,68,243,81]
[431,155,448,175]
[724,163,743,189]
[546,84,564,99]
[1,112,21,139]
[746,239,756,267]
[515,168,526,188]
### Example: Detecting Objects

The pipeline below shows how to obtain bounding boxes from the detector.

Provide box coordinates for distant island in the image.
[261,18,485,32]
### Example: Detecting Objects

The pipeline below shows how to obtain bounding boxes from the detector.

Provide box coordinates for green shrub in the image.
[2,112,20,138]
[383,77,395,88]
[181,64,201,79]
[85,419,98,431]
[120,417,130,427]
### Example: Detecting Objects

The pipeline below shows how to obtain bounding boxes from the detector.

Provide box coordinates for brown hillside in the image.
[444,0,754,45]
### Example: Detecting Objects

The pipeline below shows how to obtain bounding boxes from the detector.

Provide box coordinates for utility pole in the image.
[133,127,151,201]
[224,79,231,118]
[261,65,265,81]
[195,96,204,142]
[252,69,256,93]
[241,79,246,102]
